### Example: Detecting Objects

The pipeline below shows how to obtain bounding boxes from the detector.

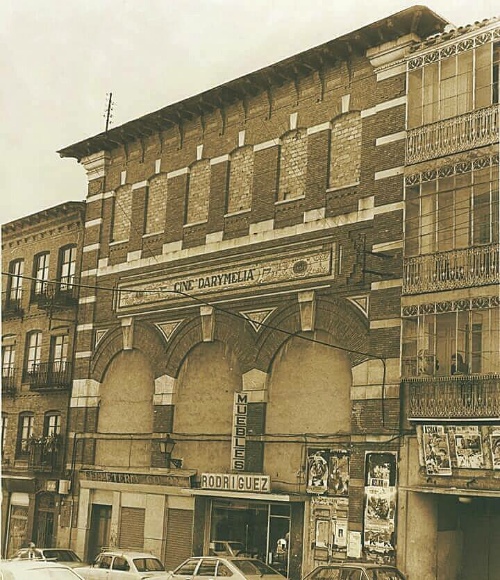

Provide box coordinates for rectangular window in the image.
[17,414,34,455]
[33,253,50,296]
[408,42,497,128]
[59,246,76,291]
[26,332,42,374]
[402,307,498,377]
[2,344,16,379]
[44,414,61,437]
[9,260,24,301]
[51,335,68,371]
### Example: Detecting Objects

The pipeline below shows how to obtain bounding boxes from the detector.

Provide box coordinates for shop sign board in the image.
[201,473,271,493]
[80,469,192,487]
[232,392,247,471]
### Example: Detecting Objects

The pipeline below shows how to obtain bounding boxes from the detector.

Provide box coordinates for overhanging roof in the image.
[58,5,448,161]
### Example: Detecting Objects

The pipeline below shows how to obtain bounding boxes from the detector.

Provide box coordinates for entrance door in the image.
[34,493,56,547]
[88,504,111,563]
[268,505,290,577]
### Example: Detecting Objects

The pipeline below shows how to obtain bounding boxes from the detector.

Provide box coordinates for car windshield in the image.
[43,550,82,562]
[133,557,165,572]
[232,560,281,576]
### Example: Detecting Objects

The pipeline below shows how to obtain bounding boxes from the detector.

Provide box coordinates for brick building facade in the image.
[56,7,449,578]
[1,202,85,556]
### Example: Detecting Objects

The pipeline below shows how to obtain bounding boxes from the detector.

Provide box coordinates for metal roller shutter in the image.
[119,507,145,550]
[164,508,193,569]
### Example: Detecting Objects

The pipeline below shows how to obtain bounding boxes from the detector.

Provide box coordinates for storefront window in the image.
[209,500,290,576]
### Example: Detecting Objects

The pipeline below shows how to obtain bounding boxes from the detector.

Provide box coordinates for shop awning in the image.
[190,489,306,502]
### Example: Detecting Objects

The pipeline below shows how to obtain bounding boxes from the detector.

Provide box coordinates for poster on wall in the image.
[365,452,397,487]
[423,425,452,476]
[363,486,396,556]
[329,450,349,495]
[307,449,329,494]
[454,426,484,469]
[315,519,330,549]
[334,519,348,548]
[490,432,500,469]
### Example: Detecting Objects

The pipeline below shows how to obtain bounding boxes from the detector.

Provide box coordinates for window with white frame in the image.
[2,343,16,380]
[25,331,42,375]
[59,245,76,291]
[402,306,499,377]
[16,413,34,456]
[408,42,500,128]
[405,164,499,256]
[33,252,50,296]
[44,412,61,437]
[51,334,68,372]
[8,259,24,302]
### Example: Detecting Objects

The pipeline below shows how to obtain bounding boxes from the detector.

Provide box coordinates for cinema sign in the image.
[117,245,332,310]
[201,473,271,493]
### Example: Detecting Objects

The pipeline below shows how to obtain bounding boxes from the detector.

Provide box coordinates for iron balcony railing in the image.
[24,361,72,390]
[2,368,17,396]
[403,374,500,420]
[2,290,24,318]
[406,105,500,164]
[403,244,500,295]
[28,436,62,472]
[34,282,78,309]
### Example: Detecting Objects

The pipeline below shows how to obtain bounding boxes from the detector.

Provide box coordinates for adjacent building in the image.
[1,202,85,556]
[56,6,449,578]
[398,16,500,579]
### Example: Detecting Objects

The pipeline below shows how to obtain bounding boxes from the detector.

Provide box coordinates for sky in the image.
[1,0,498,225]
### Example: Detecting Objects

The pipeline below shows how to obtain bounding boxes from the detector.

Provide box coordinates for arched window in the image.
[44,412,61,437]
[7,259,24,302]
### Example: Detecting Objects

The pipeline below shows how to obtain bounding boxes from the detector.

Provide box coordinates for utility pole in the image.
[104,92,114,132]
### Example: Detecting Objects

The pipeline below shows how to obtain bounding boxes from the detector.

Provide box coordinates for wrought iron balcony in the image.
[2,290,24,318]
[406,105,500,164]
[403,245,499,294]
[24,361,72,390]
[28,436,62,472]
[2,368,17,396]
[403,374,500,420]
[35,282,78,310]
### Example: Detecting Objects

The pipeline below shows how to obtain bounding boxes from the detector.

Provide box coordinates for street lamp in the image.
[159,434,176,468]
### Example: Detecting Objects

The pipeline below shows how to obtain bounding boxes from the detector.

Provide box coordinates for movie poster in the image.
[423,425,452,476]
[363,487,396,556]
[329,450,349,495]
[365,452,397,487]
[307,449,329,493]
[454,426,484,468]
[490,432,500,470]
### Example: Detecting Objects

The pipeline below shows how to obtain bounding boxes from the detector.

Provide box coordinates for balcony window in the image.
[2,414,7,452]
[405,165,499,257]
[408,42,499,128]
[402,307,499,377]
[33,252,50,298]
[44,412,61,437]
[59,245,76,291]
[2,343,16,378]
[25,331,42,378]
[7,259,24,302]
[16,413,34,457]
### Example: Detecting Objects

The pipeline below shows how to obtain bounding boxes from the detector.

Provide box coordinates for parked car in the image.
[303,563,406,580]
[76,550,169,580]
[167,556,284,580]
[10,547,85,568]
[209,541,258,558]
[0,560,85,580]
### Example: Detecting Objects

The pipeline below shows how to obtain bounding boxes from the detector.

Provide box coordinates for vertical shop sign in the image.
[490,431,500,469]
[423,425,452,475]
[231,392,247,471]
[363,452,397,561]
[454,426,484,468]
